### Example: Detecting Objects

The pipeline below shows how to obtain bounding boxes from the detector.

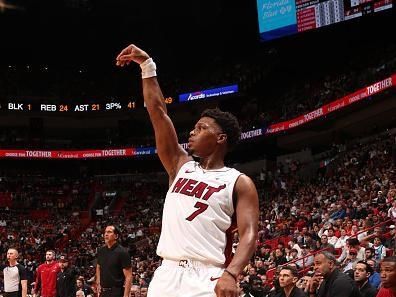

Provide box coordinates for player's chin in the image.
[187,147,194,156]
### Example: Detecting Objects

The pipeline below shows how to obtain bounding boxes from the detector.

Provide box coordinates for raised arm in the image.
[116,44,191,181]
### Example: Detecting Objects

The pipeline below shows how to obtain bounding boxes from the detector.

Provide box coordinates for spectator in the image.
[376,256,396,297]
[327,229,339,246]
[307,251,361,297]
[335,229,350,249]
[353,261,377,297]
[338,239,365,263]
[76,278,93,297]
[319,235,335,254]
[385,225,396,251]
[370,237,387,261]
[296,272,313,292]
[366,259,381,289]
[365,248,375,261]
[341,248,359,273]
[275,266,305,297]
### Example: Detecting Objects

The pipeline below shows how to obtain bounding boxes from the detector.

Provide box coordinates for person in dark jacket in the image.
[354,261,377,297]
[307,251,361,297]
[274,266,305,297]
[56,255,78,297]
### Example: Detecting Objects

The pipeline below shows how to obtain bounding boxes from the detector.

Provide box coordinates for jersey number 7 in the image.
[186,202,209,221]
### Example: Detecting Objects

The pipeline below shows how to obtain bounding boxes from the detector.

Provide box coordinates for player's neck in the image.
[8,260,17,266]
[46,260,54,264]
[199,157,224,170]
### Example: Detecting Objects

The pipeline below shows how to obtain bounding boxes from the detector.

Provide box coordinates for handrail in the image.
[350,218,393,240]
[264,218,394,282]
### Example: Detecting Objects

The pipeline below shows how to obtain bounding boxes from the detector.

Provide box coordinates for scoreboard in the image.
[0,83,237,113]
[257,0,393,41]
[3,101,137,112]
[0,97,173,113]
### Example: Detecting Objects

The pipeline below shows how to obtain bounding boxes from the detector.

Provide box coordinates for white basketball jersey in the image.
[156,161,242,266]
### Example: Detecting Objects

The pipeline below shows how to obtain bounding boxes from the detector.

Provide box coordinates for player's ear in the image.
[217,133,227,144]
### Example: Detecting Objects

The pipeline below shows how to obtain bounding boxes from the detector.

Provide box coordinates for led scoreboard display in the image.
[2,101,137,112]
[257,0,393,41]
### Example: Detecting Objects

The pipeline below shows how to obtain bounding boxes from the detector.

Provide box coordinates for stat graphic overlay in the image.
[1,84,239,113]
[0,74,394,159]
[2,101,138,112]
[257,0,392,41]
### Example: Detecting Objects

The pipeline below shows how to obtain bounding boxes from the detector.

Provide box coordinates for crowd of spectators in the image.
[0,128,394,296]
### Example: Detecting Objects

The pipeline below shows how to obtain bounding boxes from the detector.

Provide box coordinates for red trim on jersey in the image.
[224,213,237,267]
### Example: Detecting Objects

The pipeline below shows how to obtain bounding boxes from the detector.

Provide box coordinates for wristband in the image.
[140,58,157,79]
[224,269,237,281]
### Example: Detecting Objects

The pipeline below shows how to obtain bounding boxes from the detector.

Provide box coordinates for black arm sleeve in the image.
[120,249,131,269]
[17,264,28,280]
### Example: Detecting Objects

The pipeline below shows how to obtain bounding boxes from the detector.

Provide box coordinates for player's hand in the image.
[214,273,238,297]
[115,44,150,67]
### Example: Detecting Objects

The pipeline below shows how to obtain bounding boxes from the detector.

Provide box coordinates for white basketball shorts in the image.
[147,259,225,297]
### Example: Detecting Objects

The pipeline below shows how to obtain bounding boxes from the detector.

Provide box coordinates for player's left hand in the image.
[214,273,238,297]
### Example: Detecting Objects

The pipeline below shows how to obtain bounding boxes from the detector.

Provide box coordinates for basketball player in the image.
[116,44,259,297]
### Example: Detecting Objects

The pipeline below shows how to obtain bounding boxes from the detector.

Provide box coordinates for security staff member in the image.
[96,225,132,297]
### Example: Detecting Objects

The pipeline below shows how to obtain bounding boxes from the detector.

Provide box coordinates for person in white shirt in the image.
[327,229,339,246]
[337,238,365,263]
[335,229,350,249]
[288,239,302,257]
[388,200,396,219]
[341,248,359,272]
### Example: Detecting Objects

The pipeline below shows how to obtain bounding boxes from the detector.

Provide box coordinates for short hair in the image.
[106,225,121,237]
[280,266,299,277]
[46,250,56,256]
[249,275,263,285]
[374,236,383,243]
[382,256,396,264]
[201,108,241,150]
[7,248,19,257]
[356,261,374,275]
[348,238,360,246]
[316,251,337,264]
